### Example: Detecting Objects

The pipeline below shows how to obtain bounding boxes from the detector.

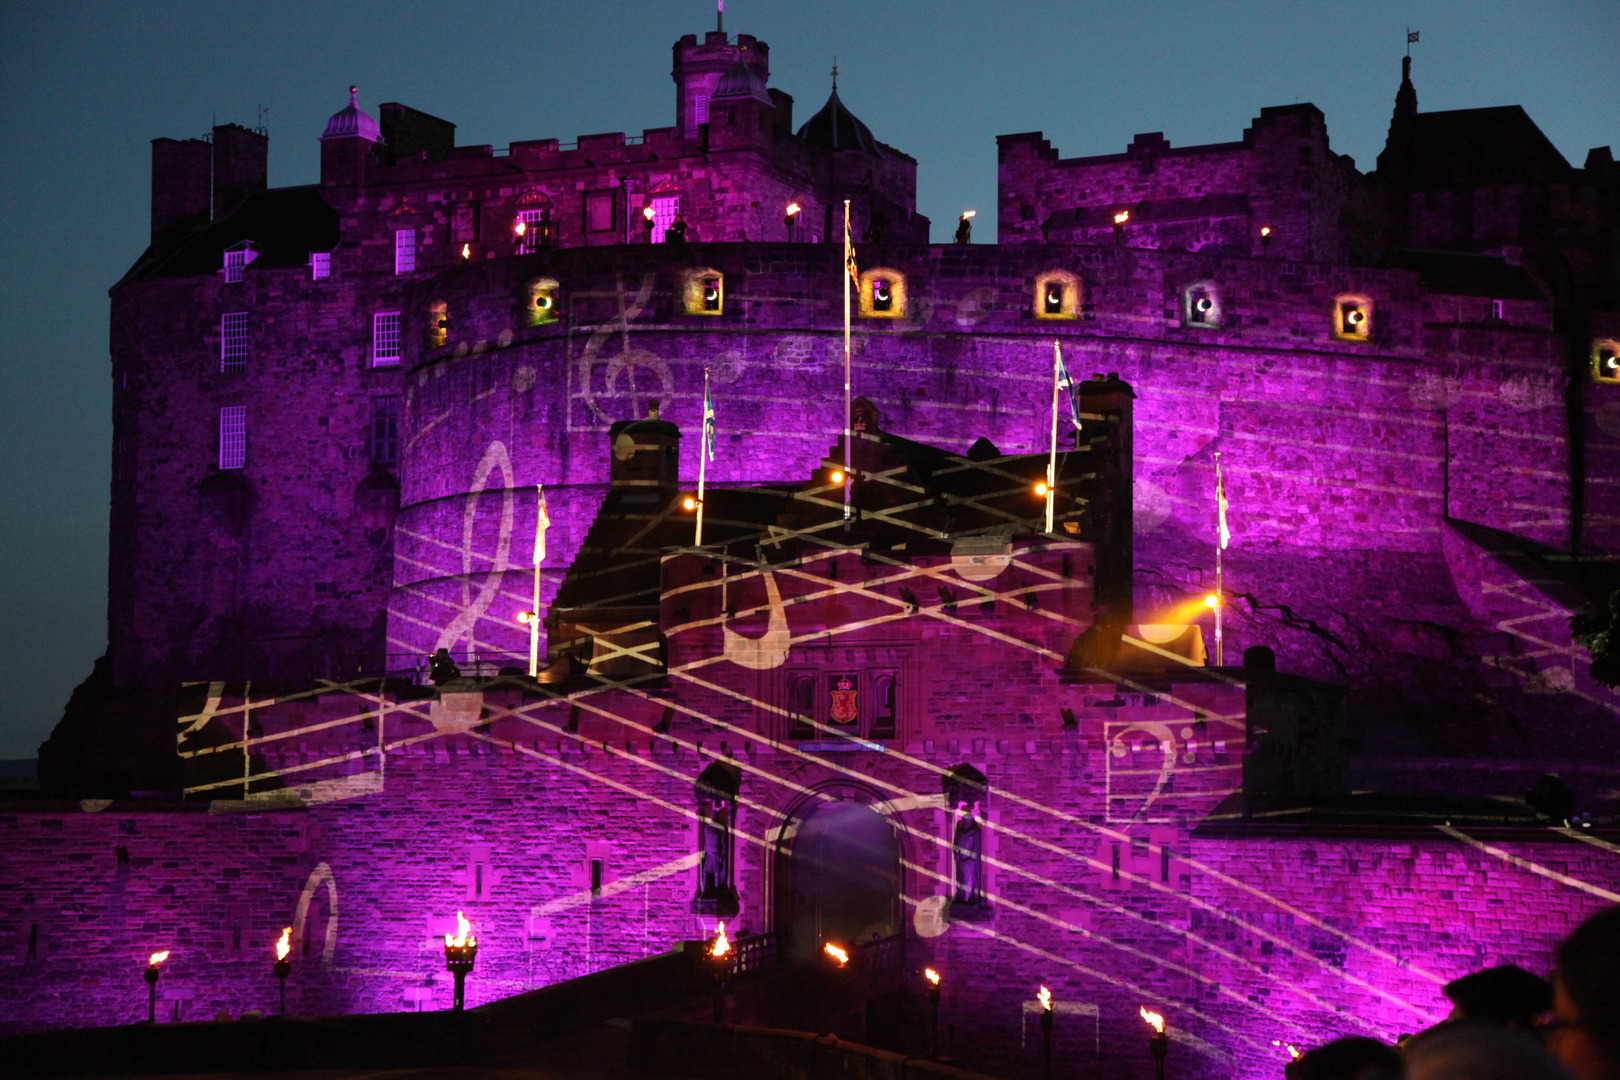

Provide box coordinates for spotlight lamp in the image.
[516,610,536,624]
[1035,481,1050,497]
[830,470,845,485]
[1204,594,1219,609]
[682,496,698,512]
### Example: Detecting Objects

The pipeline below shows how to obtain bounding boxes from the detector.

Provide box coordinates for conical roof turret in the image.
[321,86,383,143]
[797,86,882,157]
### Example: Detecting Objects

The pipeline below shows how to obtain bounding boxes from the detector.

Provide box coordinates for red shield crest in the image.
[830,674,858,725]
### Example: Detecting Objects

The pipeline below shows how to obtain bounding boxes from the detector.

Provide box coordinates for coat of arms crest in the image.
[830,673,858,725]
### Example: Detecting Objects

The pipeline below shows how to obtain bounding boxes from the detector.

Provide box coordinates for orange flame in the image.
[1114,211,1130,225]
[1038,985,1052,1011]
[824,942,849,965]
[1273,1041,1303,1060]
[710,922,731,958]
[514,220,526,236]
[148,950,169,967]
[461,243,471,259]
[1261,226,1272,237]
[786,202,801,216]
[1140,1006,1165,1033]
[961,210,977,219]
[925,968,940,986]
[643,206,656,221]
[445,911,476,949]
[275,927,291,961]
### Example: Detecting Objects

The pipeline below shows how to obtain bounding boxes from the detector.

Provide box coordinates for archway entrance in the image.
[778,799,901,960]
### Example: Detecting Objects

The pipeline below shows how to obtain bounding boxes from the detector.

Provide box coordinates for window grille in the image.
[219,407,246,470]
[694,93,710,125]
[310,252,331,279]
[650,197,679,244]
[220,312,249,372]
[224,249,246,283]
[370,396,400,466]
[394,229,416,274]
[516,209,549,254]
[373,312,401,365]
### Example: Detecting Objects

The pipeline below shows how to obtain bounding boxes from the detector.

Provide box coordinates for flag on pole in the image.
[1215,466,1230,550]
[1055,347,1081,429]
[535,484,550,566]
[702,373,717,462]
[845,221,859,289]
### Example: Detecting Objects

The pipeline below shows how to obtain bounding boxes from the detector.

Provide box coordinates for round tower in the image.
[672,31,769,139]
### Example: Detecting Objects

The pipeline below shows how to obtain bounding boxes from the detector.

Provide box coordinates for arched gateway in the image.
[777,798,901,960]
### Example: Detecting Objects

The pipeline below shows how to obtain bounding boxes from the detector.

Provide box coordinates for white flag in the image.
[535,485,550,567]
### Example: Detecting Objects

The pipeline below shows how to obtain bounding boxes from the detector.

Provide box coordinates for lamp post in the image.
[272,927,292,1016]
[643,205,656,244]
[443,911,478,1012]
[925,968,941,1059]
[1142,1006,1168,1080]
[143,950,168,1023]
[708,921,732,1023]
[1038,986,1054,1080]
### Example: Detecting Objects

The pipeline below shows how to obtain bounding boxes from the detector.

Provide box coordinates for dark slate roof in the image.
[1404,106,1572,187]
[1399,249,1545,300]
[711,60,771,105]
[796,87,882,157]
[119,185,340,285]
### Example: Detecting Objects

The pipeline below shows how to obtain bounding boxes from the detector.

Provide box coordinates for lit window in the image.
[516,209,550,254]
[649,197,679,244]
[1044,282,1065,315]
[585,191,615,233]
[1183,281,1221,327]
[1034,270,1081,320]
[310,252,331,280]
[428,300,448,348]
[702,278,721,311]
[1594,341,1620,383]
[220,312,249,373]
[219,407,246,470]
[370,397,400,466]
[526,277,561,326]
[857,268,906,318]
[224,250,246,283]
[373,312,401,365]
[872,278,893,312]
[1332,295,1372,341]
[394,229,416,274]
[682,269,723,315]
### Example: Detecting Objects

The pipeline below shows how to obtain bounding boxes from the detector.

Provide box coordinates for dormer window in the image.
[1594,340,1620,383]
[1182,281,1221,327]
[1332,295,1372,341]
[310,252,331,280]
[222,241,258,283]
[1033,270,1080,320]
[858,269,907,318]
[682,269,723,316]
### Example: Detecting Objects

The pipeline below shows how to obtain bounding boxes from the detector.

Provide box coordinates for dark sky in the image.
[0,0,1615,759]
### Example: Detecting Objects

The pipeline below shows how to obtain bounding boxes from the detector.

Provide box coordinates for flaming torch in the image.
[708,921,732,1023]
[1039,986,1055,1080]
[823,942,849,968]
[1113,209,1130,245]
[1142,1006,1168,1080]
[925,968,942,1059]
[443,911,478,1012]
[273,927,292,1015]
[1260,225,1272,254]
[785,201,801,237]
[643,204,656,243]
[1273,1040,1302,1062]
[143,950,168,1023]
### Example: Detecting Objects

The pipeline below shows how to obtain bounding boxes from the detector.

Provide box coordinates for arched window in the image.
[681,268,724,316]
[1333,293,1373,342]
[523,277,560,327]
[693,761,740,916]
[858,268,907,319]
[943,764,991,920]
[1182,280,1221,328]
[514,190,555,254]
[1034,270,1082,320]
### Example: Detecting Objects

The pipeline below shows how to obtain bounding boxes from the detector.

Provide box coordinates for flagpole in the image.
[843,199,853,526]
[529,483,546,678]
[1047,341,1060,533]
[1215,452,1224,667]
[696,367,710,547]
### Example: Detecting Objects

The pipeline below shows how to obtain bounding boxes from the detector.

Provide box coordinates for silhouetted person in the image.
[1549,905,1620,1080]
[667,215,687,244]
[1443,965,1553,1029]
[954,213,972,244]
[429,648,461,684]
[1286,1037,1403,1080]
[1405,1023,1572,1080]
[1526,774,1577,824]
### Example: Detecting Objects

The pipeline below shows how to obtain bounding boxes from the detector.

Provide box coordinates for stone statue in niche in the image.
[700,798,731,897]
[693,761,740,916]
[952,800,984,905]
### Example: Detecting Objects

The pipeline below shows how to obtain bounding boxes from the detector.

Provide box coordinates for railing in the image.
[732,930,777,976]
[378,651,529,682]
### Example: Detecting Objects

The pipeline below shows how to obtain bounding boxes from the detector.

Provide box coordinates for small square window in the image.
[872,278,893,312]
[1341,304,1366,335]
[1044,283,1065,315]
[310,252,331,280]
[220,312,249,372]
[585,191,616,233]
[219,407,246,470]
[1595,342,1620,383]
[370,396,400,466]
[1333,296,1372,341]
[394,229,416,274]
[373,312,401,366]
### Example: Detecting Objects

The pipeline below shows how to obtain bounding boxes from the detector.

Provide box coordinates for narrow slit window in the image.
[702,277,721,311]
[870,672,897,740]
[370,396,399,466]
[219,407,247,470]
[694,93,710,126]
[1491,299,1505,321]
[373,312,401,366]
[394,229,416,274]
[220,312,249,373]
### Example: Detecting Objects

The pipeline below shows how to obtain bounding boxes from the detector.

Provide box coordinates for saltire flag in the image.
[1407,29,1419,43]
[1055,348,1081,429]
[702,375,717,462]
[1215,467,1231,550]
[535,484,550,566]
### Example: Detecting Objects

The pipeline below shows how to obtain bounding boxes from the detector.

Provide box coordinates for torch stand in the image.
[709,955,731,1024]
[273,959,291,1016]
[927,983,941,1060]
[1151,1030,1168,1080]
[445,944,477,1012]
[1040,1007,1054,1080]
[144,965,160,1023]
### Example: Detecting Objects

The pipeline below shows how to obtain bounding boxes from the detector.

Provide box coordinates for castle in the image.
[7,20,1620,1079]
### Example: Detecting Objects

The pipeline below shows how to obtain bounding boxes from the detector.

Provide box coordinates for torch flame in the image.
[925,968,940,986]
[786,202,801,216]
[710,921,731,958]
[1038,985,1052,1011]
[824,942,849,966]
[961,210,977,219]
[275,927,291,961]
[1273,1040,1301,1060]
[643,206,656,221]
[1114,211,1130,225]
[514,220,526,236]
[461,242,471,259]
[1261,226,1272,237]
[148,950,169,967]
[1140,1006,1165,1033]
[445,910,476,948]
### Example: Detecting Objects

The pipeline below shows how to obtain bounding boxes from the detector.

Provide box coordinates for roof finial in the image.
[349,85,358,106]
[831,57,838,90]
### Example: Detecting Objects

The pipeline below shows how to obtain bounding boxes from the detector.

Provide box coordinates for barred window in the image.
[219,407,246,470]
[394,229,416,274]
[220,312,249,372]
[373,312,401,365]
[370,396,400,466]
[694,93,709,125]
[310,252,331,280]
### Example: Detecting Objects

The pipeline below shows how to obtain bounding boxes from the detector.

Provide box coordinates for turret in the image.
[319,86,385,187]
[672,31,769,140]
